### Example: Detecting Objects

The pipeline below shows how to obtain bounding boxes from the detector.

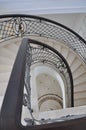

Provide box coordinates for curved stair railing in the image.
[0,38,74,129]
[27,39,73,107]
[24,39,73,125]
[0,14,86,130]
[0,14,86,63]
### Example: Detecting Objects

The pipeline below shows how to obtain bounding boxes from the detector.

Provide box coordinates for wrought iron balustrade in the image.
[0,14,86,63]
[0,38,74,129]
[0,38,86,130]
[0,14,86,130]
[24,39,73,125]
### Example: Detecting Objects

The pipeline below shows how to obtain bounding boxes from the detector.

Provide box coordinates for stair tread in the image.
[74,71,86,80]
[74,98,86,107]
[0,65,12,73]
[0,72,11,82]
[74,73,86,86]
[5,43,19,54]
[0,56,14,65]
[73,65,86,79]
[74,91,86,100]
[53,43,61,52]
[67,52,76,66]
[0,96,4,110]
[0,47,16,58]
[61,46,69,59]
[71,58,82,73]
[0,82,8,96]
[74,82,86,92]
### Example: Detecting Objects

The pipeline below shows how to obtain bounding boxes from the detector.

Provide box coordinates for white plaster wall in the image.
[40,13,83,31]
[73,13,86,40]
[40,13,86,40]
[0,0,86,40]
[40,13,80,30]
[0,0,86,38]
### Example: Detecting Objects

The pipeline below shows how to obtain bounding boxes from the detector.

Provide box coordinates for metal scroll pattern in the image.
[0,16,86,63]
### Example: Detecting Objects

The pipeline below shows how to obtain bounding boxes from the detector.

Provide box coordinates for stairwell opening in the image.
[31,65,68,113]
[36,73,63,112]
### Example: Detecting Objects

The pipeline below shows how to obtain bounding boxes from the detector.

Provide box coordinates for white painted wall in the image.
[40,13,80,30]
[0,1,86,39]
[40,13,86,41]
[73,13,86,40]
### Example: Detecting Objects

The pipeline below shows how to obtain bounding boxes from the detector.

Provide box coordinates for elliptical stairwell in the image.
[0,14,86,130]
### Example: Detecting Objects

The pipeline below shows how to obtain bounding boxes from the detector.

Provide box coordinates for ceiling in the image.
[0,0,86,15]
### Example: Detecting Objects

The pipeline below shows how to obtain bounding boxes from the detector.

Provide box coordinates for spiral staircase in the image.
[0,37,86,107]
[0,15,86,130]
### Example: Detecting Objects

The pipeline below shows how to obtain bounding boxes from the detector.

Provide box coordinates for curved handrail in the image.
[0,38,86,130]
[0,14,86,63]
[0,38,28,130]
[0,39,73,130]
[29,39,74,108]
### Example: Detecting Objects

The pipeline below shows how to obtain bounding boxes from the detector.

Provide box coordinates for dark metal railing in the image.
[23,39,73,125]
[0,14,86,63]
[0,38,73,129]
[0,38,86,130]
[0,14,86,130]
[28,39,73,105]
